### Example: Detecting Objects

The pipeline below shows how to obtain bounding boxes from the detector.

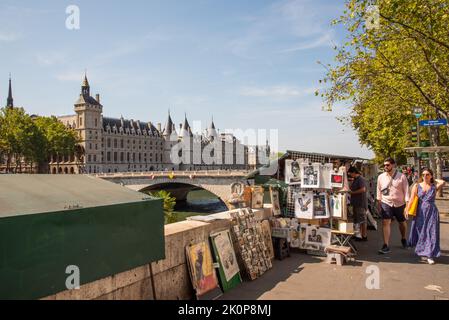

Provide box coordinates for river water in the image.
[173,189,228,222]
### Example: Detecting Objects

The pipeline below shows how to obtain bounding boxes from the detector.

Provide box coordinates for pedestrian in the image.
[348,166,368,241]
[406,168,445,265]
[376,157,410,254]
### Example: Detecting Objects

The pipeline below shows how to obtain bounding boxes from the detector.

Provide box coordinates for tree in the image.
[149,190,178,224]
[319,0,449,168]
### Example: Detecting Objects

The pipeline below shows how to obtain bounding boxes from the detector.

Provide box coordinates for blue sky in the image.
[0,0,374,158]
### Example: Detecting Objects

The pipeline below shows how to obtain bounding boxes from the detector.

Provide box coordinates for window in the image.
[114,152,117,162]
[107,152,111,161]
[127,152,130,162]
[139,153,141,162]
[95,144,98,150]
[120,152,124,162]
[93,155,97,162]
[114,139,117,148]
[79,117,83,126]
[107,138,111,148]
[120,139,124,148]
[88,155,91,162]
[95,118,98,127]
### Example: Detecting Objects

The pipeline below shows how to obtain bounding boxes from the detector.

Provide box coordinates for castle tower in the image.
[74,73,103,173]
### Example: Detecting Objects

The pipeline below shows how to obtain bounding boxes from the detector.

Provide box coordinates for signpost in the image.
[419,119,448,127]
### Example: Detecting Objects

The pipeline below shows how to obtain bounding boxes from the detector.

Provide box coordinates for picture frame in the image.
[312,192,330,219]
[270,188,281,216]
[285,159,301,185]
[305,226,331,251]
[294,191,314,219]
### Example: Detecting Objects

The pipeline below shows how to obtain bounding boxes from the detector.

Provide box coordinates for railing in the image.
[92,170,250,178]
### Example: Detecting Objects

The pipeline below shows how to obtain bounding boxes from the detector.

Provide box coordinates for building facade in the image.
[51,76,269,174]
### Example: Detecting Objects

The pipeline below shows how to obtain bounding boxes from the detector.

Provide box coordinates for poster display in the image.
[313,192,330,219]
[285,159,301,184]
[320,163,333,189]
[330,173,344,188]
[330,193,343,218]
[305,226,331,251]
[186,241,220,297]
[294,191,314,219]
[300,163,320,188]
[251,186,264,209]
[270,188,281,216]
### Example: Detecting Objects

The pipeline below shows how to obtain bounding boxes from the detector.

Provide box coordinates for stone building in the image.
[51,76,268,174]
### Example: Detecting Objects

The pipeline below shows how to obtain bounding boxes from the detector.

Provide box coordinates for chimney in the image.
[157,123,162,132]
[96,94,100,103]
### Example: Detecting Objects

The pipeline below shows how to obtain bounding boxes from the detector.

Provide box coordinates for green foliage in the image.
[150,190,178,224]
[319,0,449,162]
[0,107,79,172]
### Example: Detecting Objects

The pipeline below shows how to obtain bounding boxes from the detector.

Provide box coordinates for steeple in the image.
[163,110,174,136]
[208,116,218,138]
[6,74,13,109]
[81,72,90,96]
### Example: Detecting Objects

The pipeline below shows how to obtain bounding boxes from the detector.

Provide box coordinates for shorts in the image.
[381,203,406,222]
[353,206,367,224]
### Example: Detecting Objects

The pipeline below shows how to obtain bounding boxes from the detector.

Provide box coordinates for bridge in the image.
[92,170,250,206]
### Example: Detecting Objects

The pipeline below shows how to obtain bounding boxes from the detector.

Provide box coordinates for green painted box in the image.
[0,175,165,300]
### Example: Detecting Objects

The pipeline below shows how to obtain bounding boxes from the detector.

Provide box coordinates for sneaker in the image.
[427,258,435,265]
[401,239,408,249]
[378,244,391,254]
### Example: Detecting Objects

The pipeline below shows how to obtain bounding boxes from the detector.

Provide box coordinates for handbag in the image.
[408,196,418,216]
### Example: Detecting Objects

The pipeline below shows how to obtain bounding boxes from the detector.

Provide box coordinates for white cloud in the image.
[240,85,316,98]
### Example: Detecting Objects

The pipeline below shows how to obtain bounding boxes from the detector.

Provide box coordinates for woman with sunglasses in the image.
[406,168,445,264]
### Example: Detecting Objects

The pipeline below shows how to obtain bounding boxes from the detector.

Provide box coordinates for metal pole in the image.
[417,118,421,177]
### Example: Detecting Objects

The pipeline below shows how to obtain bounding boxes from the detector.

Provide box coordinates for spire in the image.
[81,72,90,96]
[6,73,13,108]
[208,116,217,138]
[163,109,174,136]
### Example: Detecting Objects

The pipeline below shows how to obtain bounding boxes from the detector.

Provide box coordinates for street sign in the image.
[414,107,423,118]
[419,119,448,127]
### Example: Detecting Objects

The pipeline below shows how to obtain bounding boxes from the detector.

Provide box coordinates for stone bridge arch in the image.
[102,174,247,208]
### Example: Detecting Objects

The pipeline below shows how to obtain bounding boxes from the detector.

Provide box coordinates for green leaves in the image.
[318,0,449,162]
[0,107,79,172]
[149,190,178,224]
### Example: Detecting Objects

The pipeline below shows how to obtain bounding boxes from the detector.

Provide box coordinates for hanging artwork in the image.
[330,173,344,189]
[294,192,314,219]
[186,241,220,297]
[313,192,330,219]
[300,163,320,188]
[330,193,343,218]
[338,165,350,192]
[290,225,301,248]
[305,226,331,251]
[285,159,301,184]
[270,188,281,216]
[251,186,264,209]
[320,163,333,189]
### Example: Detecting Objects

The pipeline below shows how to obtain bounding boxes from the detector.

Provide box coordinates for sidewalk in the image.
[220,216,449,300]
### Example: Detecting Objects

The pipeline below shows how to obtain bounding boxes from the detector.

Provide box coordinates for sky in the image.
[0,0,374,158]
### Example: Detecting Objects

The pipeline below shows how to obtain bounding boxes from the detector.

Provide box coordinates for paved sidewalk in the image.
[221,216,449,300]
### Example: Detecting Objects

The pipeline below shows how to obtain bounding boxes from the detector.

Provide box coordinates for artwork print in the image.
[270,188,281,216]
[331,193,343,218]
[305,226,331,251]
[285,159,301,184]
[210,230,239,282]
[301,163,320,188]
[186,241,219,296]
[251,186,264,209]
[330,173,344,188]
[313,192,330,218]
[320,163,333,189]
[294,192,314,219]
